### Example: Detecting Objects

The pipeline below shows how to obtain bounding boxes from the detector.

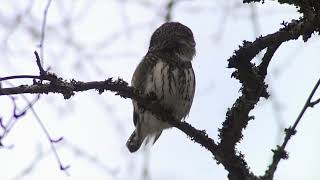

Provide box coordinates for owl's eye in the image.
[178,38,195,48]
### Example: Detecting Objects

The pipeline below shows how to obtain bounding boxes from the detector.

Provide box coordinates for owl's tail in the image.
[126,130,162,153]
[126,131,142,153]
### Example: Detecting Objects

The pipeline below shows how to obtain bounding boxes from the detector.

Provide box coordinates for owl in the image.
[126,22,196,153]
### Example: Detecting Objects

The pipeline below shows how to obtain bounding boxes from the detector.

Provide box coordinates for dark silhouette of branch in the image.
[262,77,320,179]
[244,0,320,19]
[0,75,47,82]
[217,43,280,180]
[34,51,46,76]
[216,10,319,178]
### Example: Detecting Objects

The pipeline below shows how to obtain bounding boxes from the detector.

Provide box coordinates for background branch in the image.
[39,0,52,63]
[262,77,320,179]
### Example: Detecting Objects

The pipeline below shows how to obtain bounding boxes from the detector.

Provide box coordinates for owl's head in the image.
[148,22,196,62]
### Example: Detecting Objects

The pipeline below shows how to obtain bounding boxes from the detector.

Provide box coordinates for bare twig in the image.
[0,95,40,141]
[34,51,46,75]
[0,75,48,82]
[28,101,70,173]
[309,97,320,107]
[0,95,69,174]
[0,52,49,82]
[0,53,68,174]
[39,0,53,64]
[165,0,177,22]
[262,77,320,179]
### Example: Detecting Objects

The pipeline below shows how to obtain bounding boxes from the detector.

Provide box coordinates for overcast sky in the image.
[0,0,319,180]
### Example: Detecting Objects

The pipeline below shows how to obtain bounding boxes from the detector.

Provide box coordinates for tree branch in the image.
[244,0,320,19]
[217,12,319,180]
[0,51,225,163]
[262,77,320,179]
[39,0,52,63]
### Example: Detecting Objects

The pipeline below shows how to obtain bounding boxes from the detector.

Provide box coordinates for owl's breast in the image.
[145,60,195,120]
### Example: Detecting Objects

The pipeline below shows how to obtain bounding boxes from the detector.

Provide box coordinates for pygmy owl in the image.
[126,22,196,153]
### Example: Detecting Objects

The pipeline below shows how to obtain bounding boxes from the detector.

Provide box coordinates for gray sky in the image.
[0,0,319,180]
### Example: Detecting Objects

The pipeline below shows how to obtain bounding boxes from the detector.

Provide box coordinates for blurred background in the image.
[0,0,319,180]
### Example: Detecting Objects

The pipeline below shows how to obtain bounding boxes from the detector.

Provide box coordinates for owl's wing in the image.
[131,56,157,126]
[131,57,154,90]
[190,66,196,103]
[179,65,196,119]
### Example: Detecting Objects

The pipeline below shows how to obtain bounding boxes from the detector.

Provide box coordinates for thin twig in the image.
[0,52,49,82]
[28,103,70,173]
[0,75,46,82]
[34,51,46,75]
[309,98,320,107]
[4,79,67,172]
[263,77,320,179]
[39,0,53,64]
[291,78,320,133]
[0,95,40,140]
[165,0,176,22]
[0,94,69,173]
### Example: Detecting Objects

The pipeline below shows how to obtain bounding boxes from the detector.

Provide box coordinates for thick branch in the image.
[217,14,319,180]
[229,15,319,71]
[218,39,281,180]
[244,0,320,19]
